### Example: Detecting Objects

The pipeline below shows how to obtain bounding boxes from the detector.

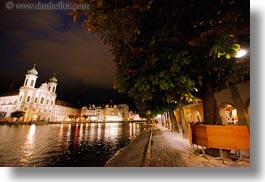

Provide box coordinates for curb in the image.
[142,126,154,167]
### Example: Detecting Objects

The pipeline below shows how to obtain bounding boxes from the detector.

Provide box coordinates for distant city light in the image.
[235,49,247,58]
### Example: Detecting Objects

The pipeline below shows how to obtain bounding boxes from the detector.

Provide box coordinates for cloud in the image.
[1,8,115,89]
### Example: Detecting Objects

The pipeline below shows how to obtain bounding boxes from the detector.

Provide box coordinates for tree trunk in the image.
[201,85,222,156]
[202,86,222,125]
[178,104,189,139]
[165,112,170,130]
[169,108,179,133]
[161,114,164,126]
[147,116,151,126]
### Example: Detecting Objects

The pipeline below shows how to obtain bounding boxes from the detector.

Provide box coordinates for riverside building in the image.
[0,65,80,122]
[0,65,134,122]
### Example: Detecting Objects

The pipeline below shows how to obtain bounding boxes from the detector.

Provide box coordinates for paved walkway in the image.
[105,125,250,167]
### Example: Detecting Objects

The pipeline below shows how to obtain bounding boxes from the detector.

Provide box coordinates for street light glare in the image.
[235,49,247,58]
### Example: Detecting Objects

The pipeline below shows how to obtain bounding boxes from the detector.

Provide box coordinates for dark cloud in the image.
[0,3,134,109]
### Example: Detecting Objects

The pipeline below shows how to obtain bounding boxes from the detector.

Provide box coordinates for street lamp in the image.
[235,49,247,58]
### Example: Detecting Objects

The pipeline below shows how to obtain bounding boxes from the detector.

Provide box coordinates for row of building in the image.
[0,65,138,122]
[0,65,249,127]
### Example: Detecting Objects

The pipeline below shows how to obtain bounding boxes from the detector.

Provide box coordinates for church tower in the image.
[48,73,58,93]
[23,64,38,88]
[17,64,39,121]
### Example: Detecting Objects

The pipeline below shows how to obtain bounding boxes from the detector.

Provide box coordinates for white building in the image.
[103,101,129,121]
[0,65,80,122]
[80,101,130,122]
[81,104,104,121]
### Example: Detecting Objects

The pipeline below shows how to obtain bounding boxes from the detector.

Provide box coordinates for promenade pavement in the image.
[105,125,250,167]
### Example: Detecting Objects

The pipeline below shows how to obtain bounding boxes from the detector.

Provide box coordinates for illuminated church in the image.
[0,65,80,122]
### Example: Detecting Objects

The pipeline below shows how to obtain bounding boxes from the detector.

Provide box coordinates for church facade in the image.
[0,65,80,122]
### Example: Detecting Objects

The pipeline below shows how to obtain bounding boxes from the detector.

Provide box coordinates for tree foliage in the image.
[11,111,25,118]
[0,111,6,118]
[71,0,250,125]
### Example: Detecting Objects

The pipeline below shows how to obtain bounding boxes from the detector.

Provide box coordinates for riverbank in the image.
[105,126,152,167]
[105,125,250,167]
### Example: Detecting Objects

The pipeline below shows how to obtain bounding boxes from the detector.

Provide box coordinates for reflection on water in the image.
[20,125,36,165]
[0,122,141,167]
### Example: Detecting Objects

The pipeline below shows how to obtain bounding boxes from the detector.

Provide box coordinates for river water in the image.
[0,122,141,167]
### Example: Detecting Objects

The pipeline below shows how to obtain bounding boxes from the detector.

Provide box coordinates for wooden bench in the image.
[190,124,250,161]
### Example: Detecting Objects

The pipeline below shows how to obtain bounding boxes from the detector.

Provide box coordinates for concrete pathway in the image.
[149,126,250,167]
[105,125,250,167]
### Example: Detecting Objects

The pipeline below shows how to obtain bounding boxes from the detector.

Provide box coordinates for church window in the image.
[47,100,49,105]
[40,97,44,104]
[19,96,22,102]
[51,100,53,105]
[26,96,31,103]
[30,80,34,87]
[25,79,28,86]
[35,97,38,103]
[52,87,55,92]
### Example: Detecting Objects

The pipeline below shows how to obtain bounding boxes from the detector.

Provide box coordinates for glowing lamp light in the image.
[235,49,247,58]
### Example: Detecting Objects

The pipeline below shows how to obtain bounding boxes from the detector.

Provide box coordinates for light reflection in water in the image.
[0,122,142,167]
[73,124,79,149]
[67,124,71,142]
[79,123,83,141]
[20,124,36,165]
[97,123,102,140]
[90,123,96,141]
[59,124,64,138]
[129,123,138,137]
[85,123,89,139]
[104,123,119,140]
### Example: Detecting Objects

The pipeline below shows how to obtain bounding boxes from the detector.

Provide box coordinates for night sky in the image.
[0,1,135,109]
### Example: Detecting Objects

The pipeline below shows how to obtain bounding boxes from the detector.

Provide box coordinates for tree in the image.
[0,111,6,118]
[71,0,249,127]
[11,111,25,119]
[177,0,250,125]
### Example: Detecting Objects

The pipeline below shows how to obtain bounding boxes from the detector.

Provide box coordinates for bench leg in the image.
[235,150,243,162]
[219,149,225,164]
[192,144,196,154]
[201,147,209,160]
[192,145,209,160]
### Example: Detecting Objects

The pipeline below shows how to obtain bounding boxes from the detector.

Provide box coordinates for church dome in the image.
[49,73,58,83]
[27,64,38,76]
